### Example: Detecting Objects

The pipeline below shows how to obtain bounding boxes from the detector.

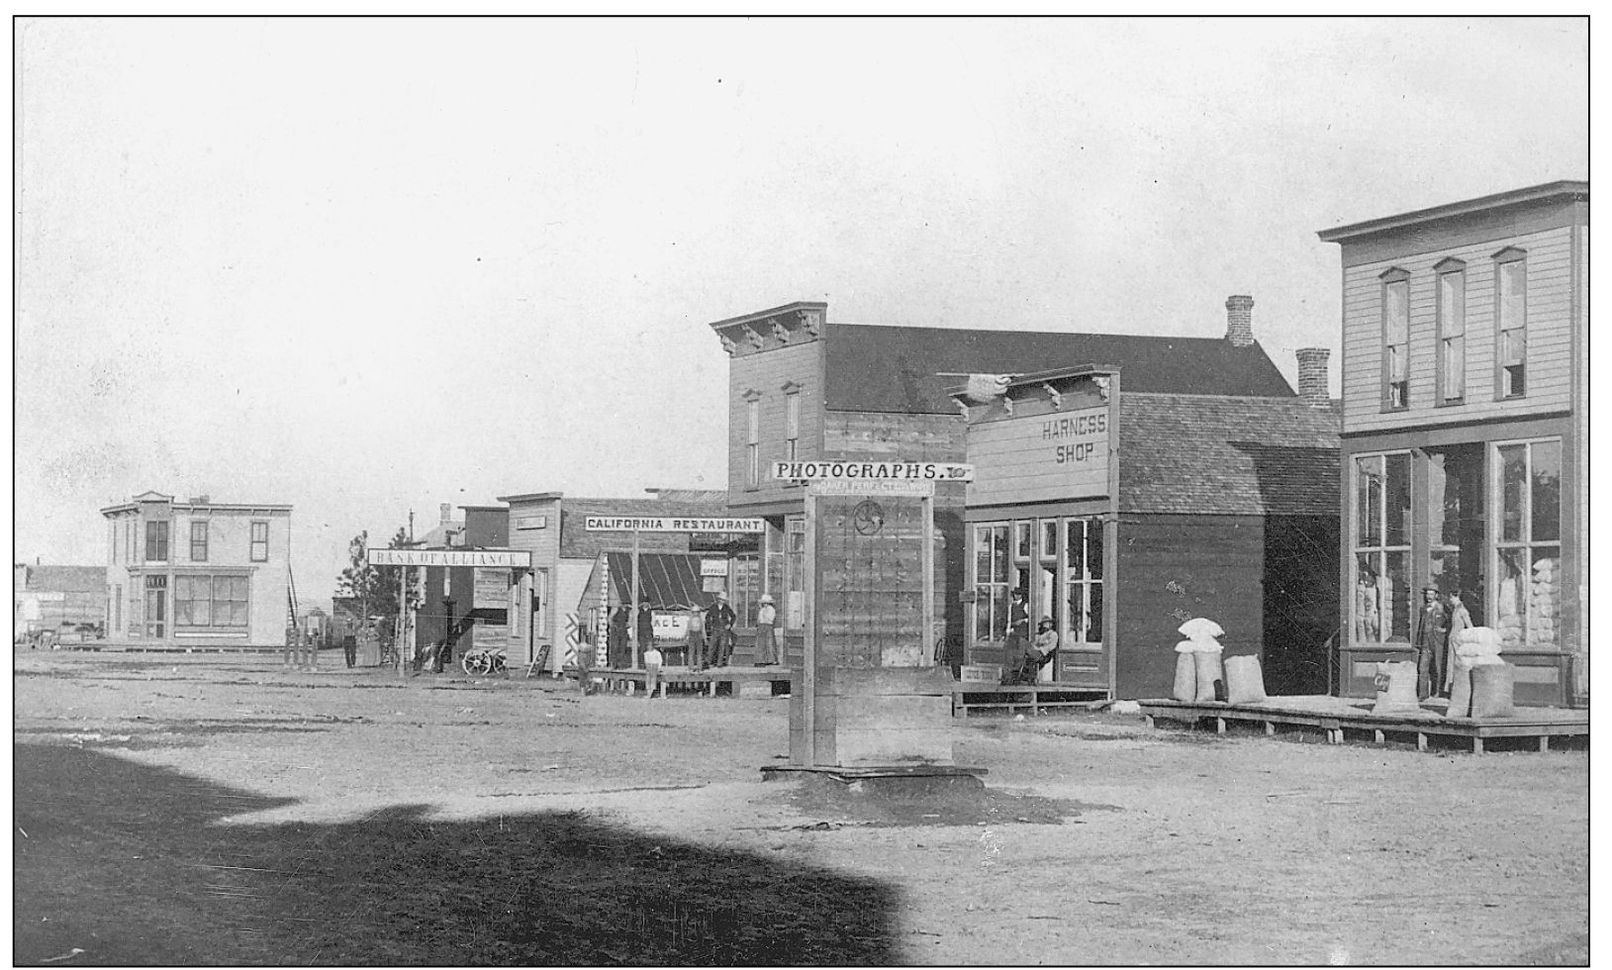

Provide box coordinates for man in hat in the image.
[702,591,735,670]
[1414,586,1447,701]
[1004,588,1031,662]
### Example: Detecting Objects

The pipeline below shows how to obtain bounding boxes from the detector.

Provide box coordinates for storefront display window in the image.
[972,524,1009,642]
[784,517,806,629]
[1063,517,1103,645]
[1493,439,1561,651]
[1353,453,1412,642]
[731,554,761,627]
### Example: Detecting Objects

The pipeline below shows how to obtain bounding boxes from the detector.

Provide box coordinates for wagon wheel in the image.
[489,652,507,674]
[462,652,492,676]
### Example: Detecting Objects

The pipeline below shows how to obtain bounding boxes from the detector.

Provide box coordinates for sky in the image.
[13,16,1590,608]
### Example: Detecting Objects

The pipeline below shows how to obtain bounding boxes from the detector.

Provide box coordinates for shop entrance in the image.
[143,575,167,638]
[968,515,1107,687]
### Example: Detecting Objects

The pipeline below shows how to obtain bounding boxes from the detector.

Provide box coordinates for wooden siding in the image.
[505,497,563,665]
[1115,514,1265,700]
[1341,225,1578,435]
[965,405,1111,507]
[727,341,823,508]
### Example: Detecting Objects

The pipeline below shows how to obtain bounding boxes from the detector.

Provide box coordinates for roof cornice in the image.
[1318,180,1588,243]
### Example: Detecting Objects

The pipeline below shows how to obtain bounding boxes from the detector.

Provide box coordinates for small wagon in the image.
[460,647,508,676]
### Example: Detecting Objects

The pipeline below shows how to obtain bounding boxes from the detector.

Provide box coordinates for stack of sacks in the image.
[1174,618,1227,703]
[1224,655,1268,705]
[1528,557,1560,650]
[1446,626,1505,718]
[1371,660,1421,715]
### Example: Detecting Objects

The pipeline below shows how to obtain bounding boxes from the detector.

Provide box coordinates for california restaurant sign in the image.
[966,404,1111,506]
[366,548,533,568]
[583,516,767,534]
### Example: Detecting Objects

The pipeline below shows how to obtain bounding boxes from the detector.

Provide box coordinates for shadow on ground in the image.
[14,743,900,966]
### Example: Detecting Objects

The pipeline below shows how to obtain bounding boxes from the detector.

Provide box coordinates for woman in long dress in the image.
[755,594,779,665]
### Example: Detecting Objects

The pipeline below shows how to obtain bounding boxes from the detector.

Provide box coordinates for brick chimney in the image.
[1225,295,1255,347]
[1296,348,1331,406]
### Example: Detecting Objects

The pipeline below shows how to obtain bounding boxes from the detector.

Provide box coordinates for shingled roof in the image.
[1118,394,1341,516]
[823,323,1297,414]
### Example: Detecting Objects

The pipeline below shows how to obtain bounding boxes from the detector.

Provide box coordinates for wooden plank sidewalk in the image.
[594,665,795,697]
[1137,696,1589,753]
[952,683,1111,717]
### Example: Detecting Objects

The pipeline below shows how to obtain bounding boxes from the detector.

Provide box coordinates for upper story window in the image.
[145,520,170,562]
[1380,268,1411,410]
[1435,259,1466,404]
[1494,248,1528,399]
[744,394,761,489]
[250,521,270,562]
[190,520,209,562]
[784,388,800,462]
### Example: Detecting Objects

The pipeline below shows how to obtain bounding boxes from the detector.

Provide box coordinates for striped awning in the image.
[606,552,711,611]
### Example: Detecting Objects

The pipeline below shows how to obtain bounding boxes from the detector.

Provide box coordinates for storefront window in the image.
[972,524,1009,642]
[1353,453,1412,642]
[1494,439,1561,651]
[784,517,806,629]
[1063,517,1103,645]
[731,555,760,627]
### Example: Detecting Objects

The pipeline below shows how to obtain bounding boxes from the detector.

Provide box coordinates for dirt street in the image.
[12,651,1588,966]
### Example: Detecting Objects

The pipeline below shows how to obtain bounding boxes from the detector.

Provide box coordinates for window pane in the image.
[989,526,1006,582]
[1383,551,1410,642]
[1499,444,1526,543]
[1443,337,1464,400]
[1439,272,1465,337]
[1498,260,1525,331]
[1388,343,1408,381]
[1530,440,1561,542]
[1014,522,1031,560]
[1385,279,1409,344]
[1353,553,1382,641]
[1066,520,1085,579]
[990,587,1007,640]
[1087,519,1104,581]
[973,586,992,641]
[1041,520,1057,559]
[1356,456,1382,547]
[1385,453,1411,547]
[1086,581,1103,642]
[973,526,991,585]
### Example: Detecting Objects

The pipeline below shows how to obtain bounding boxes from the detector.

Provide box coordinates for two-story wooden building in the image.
[708,298,1333,697]
[101,491,293,648]
[1318,181,1588,707]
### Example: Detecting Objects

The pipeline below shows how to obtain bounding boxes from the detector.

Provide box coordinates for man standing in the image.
[703,592,735,670]
[636,602,655,666]
[1415,586,1447,701]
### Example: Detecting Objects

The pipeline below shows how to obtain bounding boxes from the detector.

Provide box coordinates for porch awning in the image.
[606,552,711,611]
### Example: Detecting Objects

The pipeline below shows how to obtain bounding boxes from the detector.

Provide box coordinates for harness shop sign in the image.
[965,404,1111,506]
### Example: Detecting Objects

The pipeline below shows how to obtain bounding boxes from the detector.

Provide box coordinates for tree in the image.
[334,527,413,627]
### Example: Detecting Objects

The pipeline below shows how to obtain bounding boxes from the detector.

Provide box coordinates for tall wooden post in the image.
[800,488,818,765]
[398,565,409,679]
[630,530,642,670]
[922,493,935,665]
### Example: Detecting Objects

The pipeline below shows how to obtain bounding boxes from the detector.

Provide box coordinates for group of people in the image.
[1414,587,1476,701]
[1002,588,1060,686]
[583,589,786,697]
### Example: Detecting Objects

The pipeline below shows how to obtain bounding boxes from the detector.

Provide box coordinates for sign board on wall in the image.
[773,460,973,483]
[583,516,766,533]
[966,404,1112,507]
[700,559,729,577]
[367,548,532,568]
[472,568,510,609]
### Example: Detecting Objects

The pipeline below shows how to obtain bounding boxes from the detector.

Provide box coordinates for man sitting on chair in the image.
[1005,618,1059,685]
